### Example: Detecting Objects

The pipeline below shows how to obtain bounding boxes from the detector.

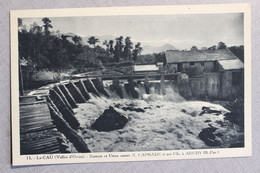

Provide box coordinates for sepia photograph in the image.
[11,4,251,165]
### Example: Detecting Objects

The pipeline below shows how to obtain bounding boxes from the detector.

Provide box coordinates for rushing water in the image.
[73,81,244,152]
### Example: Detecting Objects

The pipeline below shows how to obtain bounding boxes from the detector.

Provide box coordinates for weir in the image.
[48,89,80,130]
[59,84,77,108]
[128,76,139,98]
[21,70,243,154]
[48,102,90,153]
[83,79,100,97]
[74,80,91,101]
[144,76,150,94]
[92,78,109,97]
[111,78,123,98]
[22,75,170,153]
[53,85,74,114]
[65,82,86,103]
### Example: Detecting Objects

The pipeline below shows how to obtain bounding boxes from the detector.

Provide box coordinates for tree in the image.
[28,22,44,67]
[87,36,99,68]
[123,37,133,61]
[114,36,124,62]
[191,46,198,51]
[217,42,227,49]
[18,18,28,33]
[18,18,95,71]
[61,34,69,41]
[228,45,244,62]
[103,40,110,64]
[87,36,99,48]
[18,18,23,28]
[208,45,216,50]
[72,35,83,46]
[42,17,53,35]
[155,53,166,64]
[132,42,142,62]
[109,40,114,54]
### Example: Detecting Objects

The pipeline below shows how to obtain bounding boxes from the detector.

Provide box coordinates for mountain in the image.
[142,43,178,54]
[81,35,118,46]
[64,33,178,54]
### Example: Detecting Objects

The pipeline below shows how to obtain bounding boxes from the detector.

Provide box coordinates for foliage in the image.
[42,17,53,35]
[109,40,114,53]
[114,36,124,62]
[132,42,142,62]
[18,18,104,72]
[207,42,244,62]
[72,36,83,46]
[18,17,146,73]
[228,45,244,62]
[217,42,227,49]
[191,46,198,51]
[87,36,99,48]
[122,37,133,61]
[208,45,216,50]
[135,52,165,65]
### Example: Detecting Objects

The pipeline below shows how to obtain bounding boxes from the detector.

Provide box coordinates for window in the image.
[190,62,195,66]
[201,62,205,66]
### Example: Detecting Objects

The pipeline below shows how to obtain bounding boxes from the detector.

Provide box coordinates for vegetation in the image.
[228,45,244,62]
[18,18,143,73]
[135,53,166,65]
[190,46,198,51]
[18,18,244,73]
[206,42,244,62]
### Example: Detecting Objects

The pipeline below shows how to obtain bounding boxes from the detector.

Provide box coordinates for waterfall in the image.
[120,83,130,99]
[99,78,184,101]
[135,82,147,100]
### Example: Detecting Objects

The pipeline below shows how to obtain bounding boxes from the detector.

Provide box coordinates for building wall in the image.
[186,73,221,100]
[221,70,244,98]
[167,61,215,77]
[176,71,243,100]
[167,64,177,73]
[205,73,221,99]
[189,77,206,99]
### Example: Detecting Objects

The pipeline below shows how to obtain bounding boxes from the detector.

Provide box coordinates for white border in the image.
[11,4,251,166]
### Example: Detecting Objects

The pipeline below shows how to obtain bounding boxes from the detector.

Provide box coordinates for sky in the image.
[21,13,244,50]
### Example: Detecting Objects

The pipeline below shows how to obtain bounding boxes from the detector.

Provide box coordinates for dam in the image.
[20,74,244,154]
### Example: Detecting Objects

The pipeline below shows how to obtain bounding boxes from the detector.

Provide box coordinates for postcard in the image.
[11,4,251,166]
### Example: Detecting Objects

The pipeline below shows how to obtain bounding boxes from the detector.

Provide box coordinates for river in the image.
[73,83,244,152]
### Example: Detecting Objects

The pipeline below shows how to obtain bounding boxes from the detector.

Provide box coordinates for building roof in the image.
[165,49,239,63]
[134,64,159,72]
[218,59,244,70]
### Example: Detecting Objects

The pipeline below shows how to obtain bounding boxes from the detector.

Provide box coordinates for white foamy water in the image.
[74,86,244,152]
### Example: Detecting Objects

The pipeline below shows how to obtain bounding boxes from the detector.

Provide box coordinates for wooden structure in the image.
[19,96,64,155]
